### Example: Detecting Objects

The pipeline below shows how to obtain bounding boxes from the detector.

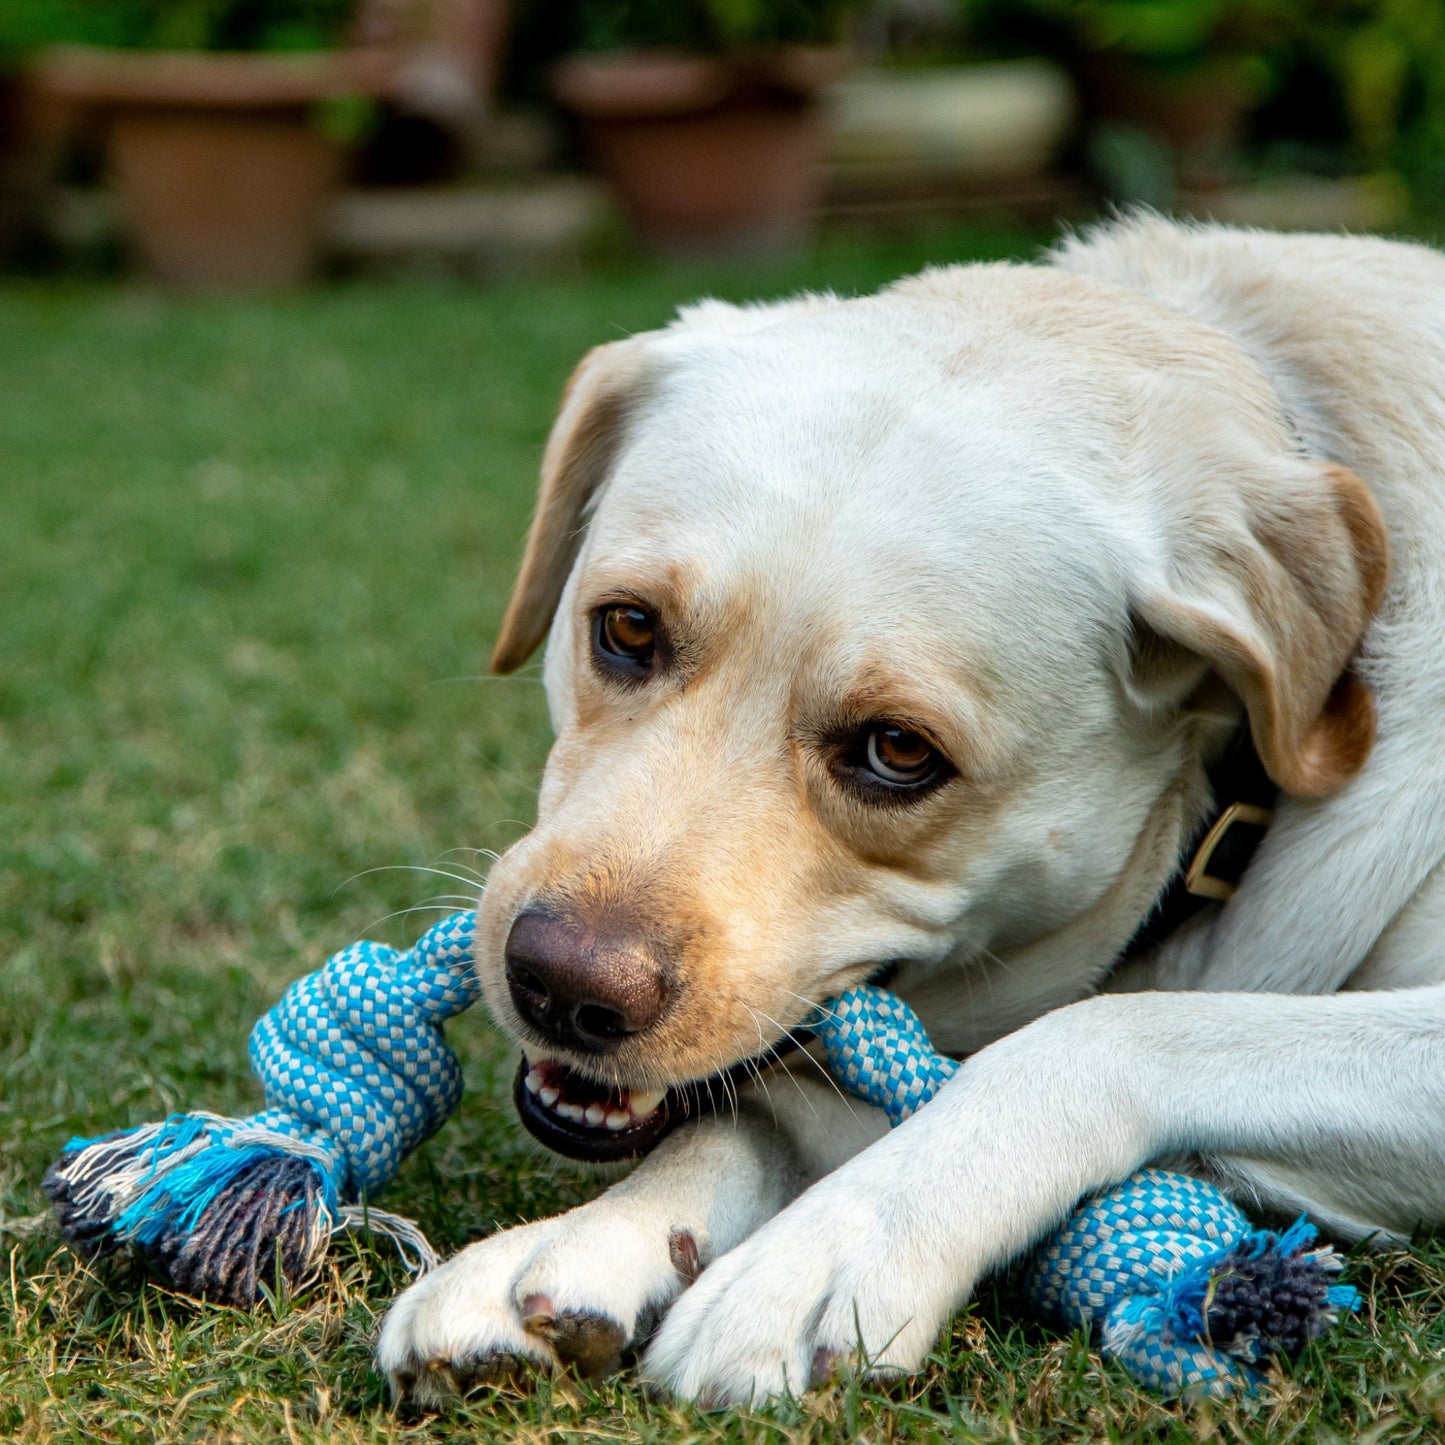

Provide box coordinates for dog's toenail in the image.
[455,1350,535,1396]
[809,1346,840,1388]
[668,1227,702,1284]
[416,1358,461,1402]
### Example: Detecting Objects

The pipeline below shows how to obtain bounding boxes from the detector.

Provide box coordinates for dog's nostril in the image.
[573,1002,631,1043]
[505,957,558,1042]
[510,965,549,1005]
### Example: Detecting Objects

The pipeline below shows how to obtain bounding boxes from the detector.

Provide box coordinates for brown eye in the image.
[595,604,657,675]
[864,725,940,786]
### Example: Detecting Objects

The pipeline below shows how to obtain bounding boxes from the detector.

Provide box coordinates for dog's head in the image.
[477,265,1387,1161]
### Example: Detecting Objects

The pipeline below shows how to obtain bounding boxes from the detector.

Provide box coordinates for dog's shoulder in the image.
[1051,213,1445,307]
[1049,215,1445,379]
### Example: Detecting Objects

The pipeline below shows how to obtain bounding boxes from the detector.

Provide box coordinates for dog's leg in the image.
[377,1073,884,1405]
[645,983,1445,1404]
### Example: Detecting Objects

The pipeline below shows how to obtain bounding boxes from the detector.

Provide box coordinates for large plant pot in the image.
[33,46,396,288]
[551,48,849,254]
[827,61,1073,175]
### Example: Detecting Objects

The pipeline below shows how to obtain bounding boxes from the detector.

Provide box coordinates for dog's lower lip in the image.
[512,1058,674,1163]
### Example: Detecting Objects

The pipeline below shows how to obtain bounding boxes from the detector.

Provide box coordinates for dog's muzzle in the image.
[509,961,903,1162]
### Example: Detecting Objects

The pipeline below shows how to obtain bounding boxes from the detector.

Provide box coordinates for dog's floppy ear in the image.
[491,338,653,674]
[1131,459,1388,797]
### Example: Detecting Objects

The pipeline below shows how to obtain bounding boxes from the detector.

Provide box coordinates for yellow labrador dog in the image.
[378,217,1445,1406]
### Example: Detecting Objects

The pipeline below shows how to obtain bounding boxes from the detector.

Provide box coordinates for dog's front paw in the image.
[641,1173,955,1407]
[377,1203,699,1408]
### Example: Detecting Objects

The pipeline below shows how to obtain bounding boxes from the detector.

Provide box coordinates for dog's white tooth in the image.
[629,1089,665,1117]
[524,1070,541,1094]
[605,1111,630,1130]
[558,1102,586,1123]
[584,1104,606,1127]
[539,1086,560,1107]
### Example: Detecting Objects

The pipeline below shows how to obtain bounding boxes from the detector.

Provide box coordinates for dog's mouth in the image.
[510,967,897,1163]
[512,1043,800,1164]
[513,1054,675,1162]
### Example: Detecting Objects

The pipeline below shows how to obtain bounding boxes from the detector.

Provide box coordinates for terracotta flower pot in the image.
[551,47,850,255]
[32,46,397,289]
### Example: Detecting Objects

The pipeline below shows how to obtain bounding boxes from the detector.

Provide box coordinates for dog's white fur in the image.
[378,217,1445,1406]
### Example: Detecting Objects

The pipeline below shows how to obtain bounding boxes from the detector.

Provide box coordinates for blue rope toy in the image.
[45,909,1357,1396]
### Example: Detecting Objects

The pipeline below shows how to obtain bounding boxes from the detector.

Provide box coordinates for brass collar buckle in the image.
[1184,802,1274,901]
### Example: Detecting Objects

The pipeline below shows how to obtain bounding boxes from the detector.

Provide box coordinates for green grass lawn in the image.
[3,227,1443,1444]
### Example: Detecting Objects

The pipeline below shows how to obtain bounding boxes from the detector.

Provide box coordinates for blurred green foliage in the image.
[1007,0,1285,65]
[540,0,863,55]
[1274,1,1445,176]
[979,0,1445,195]
[0,0,357,53]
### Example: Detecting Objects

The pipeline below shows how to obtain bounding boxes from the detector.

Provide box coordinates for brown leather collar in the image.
[1120,725,1277,963]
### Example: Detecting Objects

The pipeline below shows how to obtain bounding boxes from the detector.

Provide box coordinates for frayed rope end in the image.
[44,1114,337,1306]
[1158,1216,1360,1366]
[43,1114,435,1306]
[1103,1214,1360,1396]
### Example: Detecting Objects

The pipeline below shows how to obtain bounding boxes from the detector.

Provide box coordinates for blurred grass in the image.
[2,224,1443,1443]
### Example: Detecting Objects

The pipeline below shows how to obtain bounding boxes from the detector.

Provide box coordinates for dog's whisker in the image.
[402,864,494,892]
[738,1042,780,1130]
[437,846,504,870]
[964,942,1019,1019]
[697,1039,744,1129]
[772,1058,828,1129]
[479,818,533,837]
[737,1007,783,1125]
[358,902,484,935]
[752,1007,861,1123]
[973,942,1020,978]
[425,854,490,883]
[745,1007,846,1129]
[779,987,841,1024]
[405,891,487,911]
[337,863,490,898]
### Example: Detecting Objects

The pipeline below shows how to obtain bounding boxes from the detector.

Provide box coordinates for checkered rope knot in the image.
[46,911,1357,1397]
[811,986,956,1125]
[814,984,1359,1397]
[45,911,480,1306]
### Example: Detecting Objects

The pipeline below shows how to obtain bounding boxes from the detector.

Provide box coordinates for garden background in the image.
[3,2,1445,1441]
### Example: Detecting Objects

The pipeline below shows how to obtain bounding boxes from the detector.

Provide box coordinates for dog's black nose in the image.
[504,909,670,1055]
